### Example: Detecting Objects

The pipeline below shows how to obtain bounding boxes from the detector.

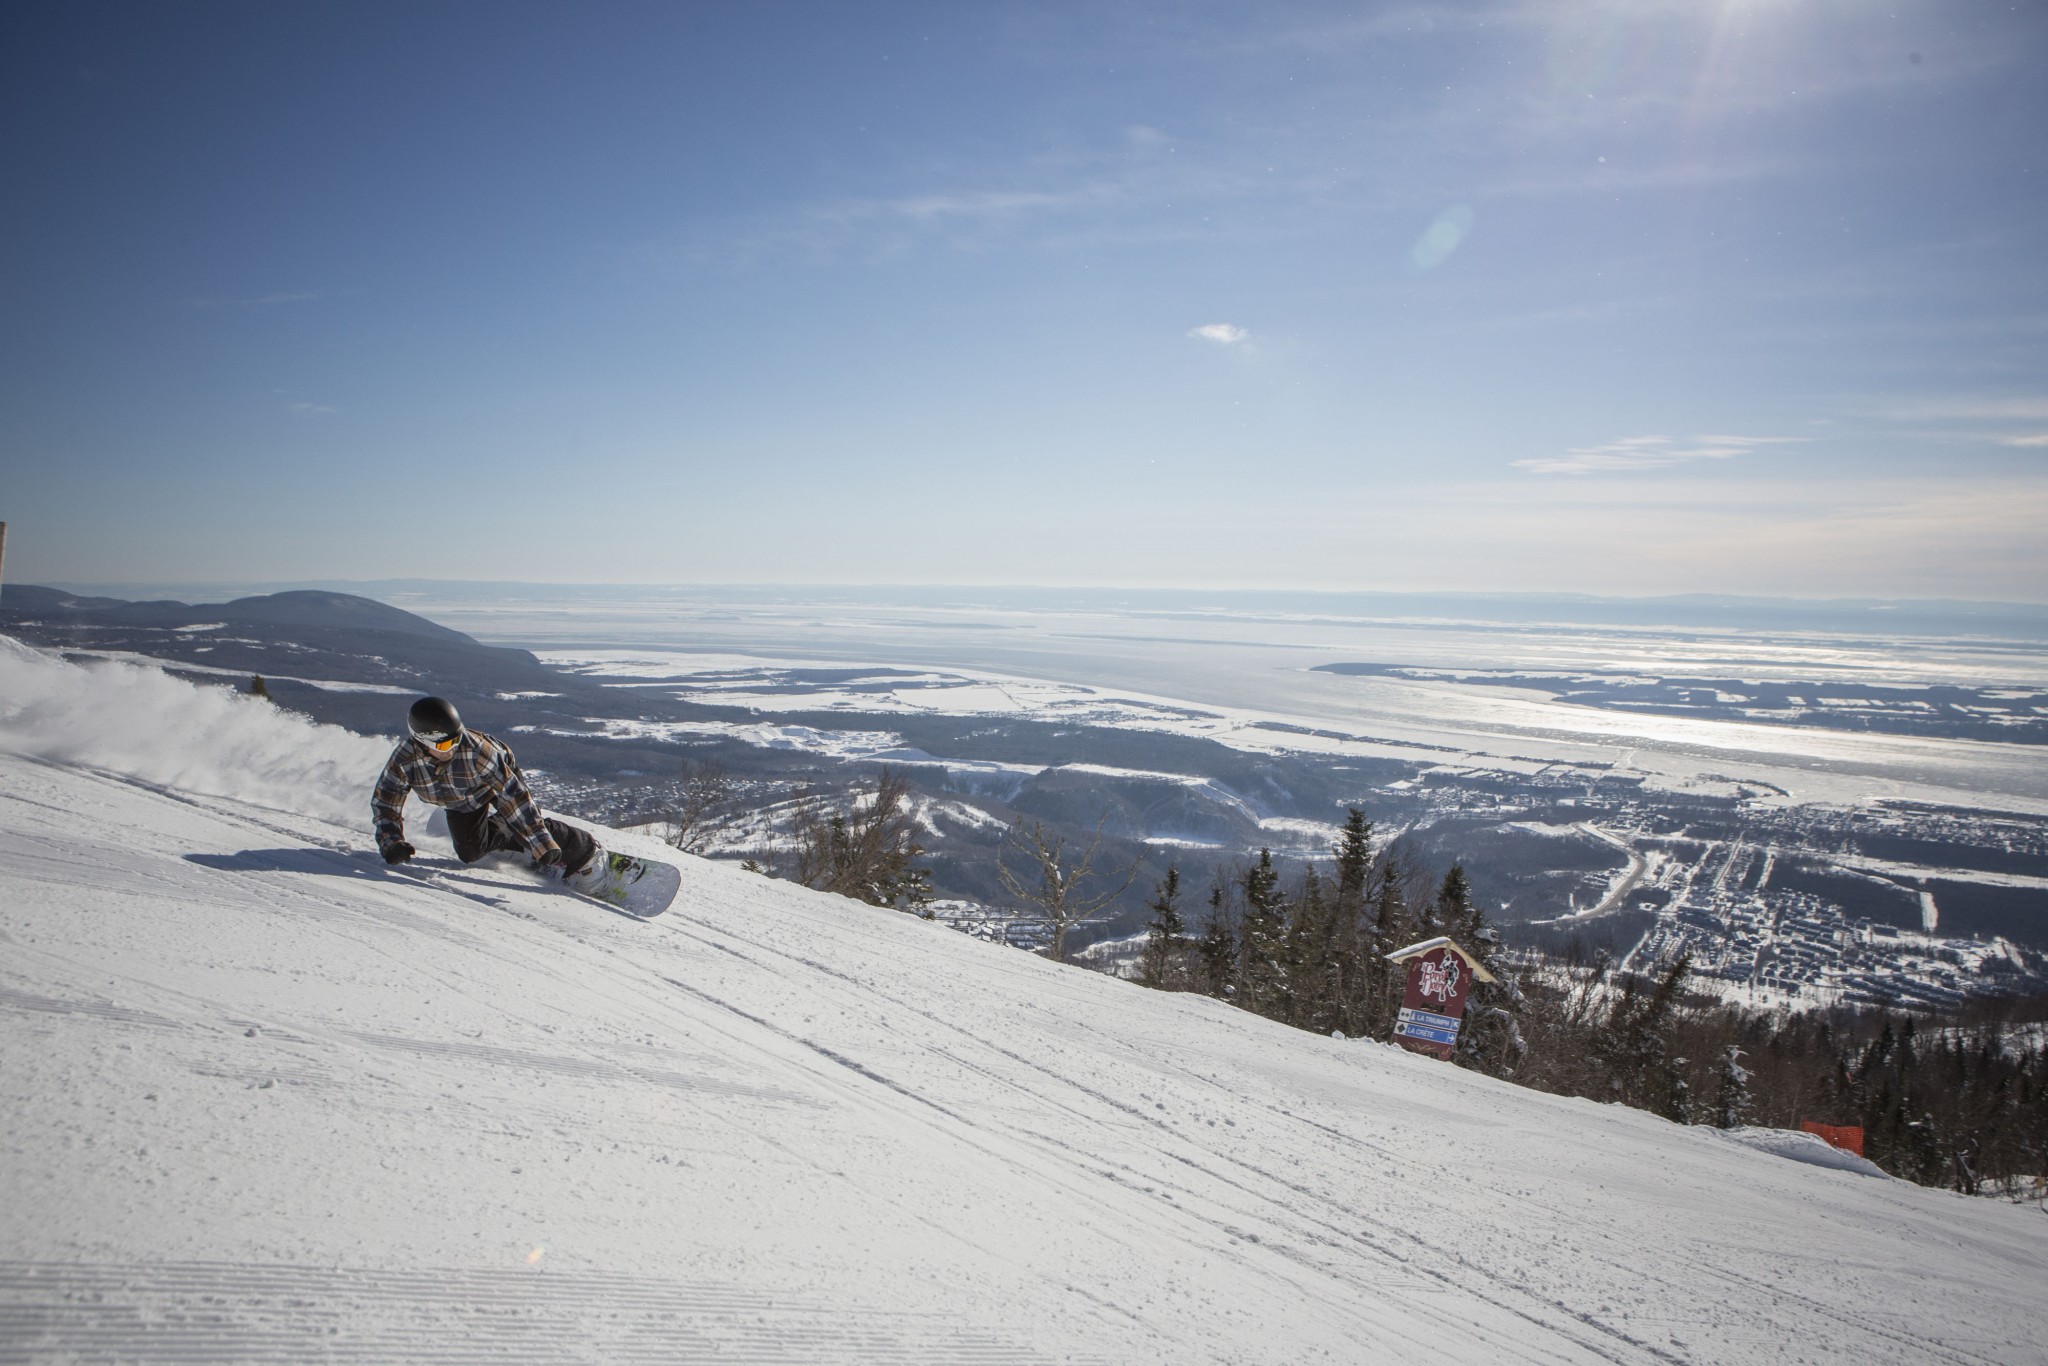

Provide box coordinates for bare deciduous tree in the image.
[662,759,736,854]
[995,820,1137,962]
[779,767,933,913]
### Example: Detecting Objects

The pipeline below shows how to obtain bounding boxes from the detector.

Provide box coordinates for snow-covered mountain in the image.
[3,639,2044,1364]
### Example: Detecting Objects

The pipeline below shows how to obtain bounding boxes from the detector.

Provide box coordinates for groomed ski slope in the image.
[2,644,2044,1364]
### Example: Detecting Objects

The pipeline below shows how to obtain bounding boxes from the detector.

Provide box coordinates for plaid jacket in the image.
[371,730,559,860]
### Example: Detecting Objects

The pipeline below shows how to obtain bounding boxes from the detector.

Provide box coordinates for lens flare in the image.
[526,1246,545,1265]
[1407,206,1474,273]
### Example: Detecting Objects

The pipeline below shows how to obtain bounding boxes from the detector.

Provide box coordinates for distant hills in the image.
[0,584,567,744]
[24,580,2048,640]
[0,585,474,642]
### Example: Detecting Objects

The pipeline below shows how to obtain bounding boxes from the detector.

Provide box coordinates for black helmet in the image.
[407,696,465,747]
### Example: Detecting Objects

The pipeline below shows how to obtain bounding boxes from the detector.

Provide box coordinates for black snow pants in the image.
[446,805,597,874]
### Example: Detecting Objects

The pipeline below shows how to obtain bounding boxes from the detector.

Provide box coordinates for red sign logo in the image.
[1416,955,1461,1004]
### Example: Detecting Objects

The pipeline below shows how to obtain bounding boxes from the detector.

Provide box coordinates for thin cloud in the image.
[662,175,1162,270]
[643,0,2029,280]
[188,291,320,311]
[1997,434,2048,448]
[1517,433,1801,475]
[288,402,337,417]
[1886,397,2048,421]
[1188,323,1248,344]
[818,184,1121,226]
[1480,149,1809,202]
[644,118,1349,273]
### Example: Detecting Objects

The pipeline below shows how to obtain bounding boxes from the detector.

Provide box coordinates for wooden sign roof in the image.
[1383,935,1497,983]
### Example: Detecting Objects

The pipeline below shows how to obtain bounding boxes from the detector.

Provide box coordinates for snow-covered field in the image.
[4,641,2047,1363]
[530,639,2048,815]
[383,590,2048,814]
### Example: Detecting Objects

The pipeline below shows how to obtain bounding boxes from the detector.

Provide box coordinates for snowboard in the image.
[561,844,682,919]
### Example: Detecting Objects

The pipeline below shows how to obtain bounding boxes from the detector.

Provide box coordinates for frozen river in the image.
[381,587,2048,815]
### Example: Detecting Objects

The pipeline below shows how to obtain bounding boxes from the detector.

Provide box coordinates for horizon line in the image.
[14,577,2048,615]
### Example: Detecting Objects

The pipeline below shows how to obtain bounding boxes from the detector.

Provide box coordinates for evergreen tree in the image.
[1362,852,1415,1040]
[1711,1044,1753,1129]
[1195,880,1237,1000]
[1137,867,1189,990]
[1334,809,1372,907]
[1433,863,1476,947]
[1593,952,1694,1118]
[1236,850,1289,1020]
[1283,865,1335,1031]
[247,674,270,700]
[1324,810,1374,1036]
[1432,863,1525,1077]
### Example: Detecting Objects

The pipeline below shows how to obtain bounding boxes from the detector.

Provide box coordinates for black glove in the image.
[383,841,416,865]
[534,848,565,872]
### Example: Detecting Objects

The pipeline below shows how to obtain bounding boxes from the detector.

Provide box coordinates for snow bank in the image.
[0,635,392,827]
[1713,1125,1893,1179]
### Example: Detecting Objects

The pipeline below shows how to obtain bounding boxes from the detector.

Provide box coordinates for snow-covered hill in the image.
[3,641,2044,1364]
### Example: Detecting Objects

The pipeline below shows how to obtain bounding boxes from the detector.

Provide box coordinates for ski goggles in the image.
[419,731,463,753]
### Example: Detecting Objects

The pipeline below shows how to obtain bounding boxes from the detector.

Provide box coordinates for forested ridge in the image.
[1134,810,2048,1200]
[698,774,2045,1201]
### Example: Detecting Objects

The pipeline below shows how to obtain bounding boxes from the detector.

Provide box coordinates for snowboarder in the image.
[373,696,596,875]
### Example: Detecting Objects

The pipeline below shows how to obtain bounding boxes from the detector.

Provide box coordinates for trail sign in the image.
[1385,936,1494,1060]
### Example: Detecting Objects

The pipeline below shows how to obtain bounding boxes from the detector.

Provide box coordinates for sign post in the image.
[1385,936,1494,1059]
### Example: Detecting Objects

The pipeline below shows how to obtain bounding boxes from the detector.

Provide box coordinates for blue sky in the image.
[3,0,2044,599]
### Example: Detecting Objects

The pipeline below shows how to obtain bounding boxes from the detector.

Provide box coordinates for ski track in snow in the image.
[0,1258,1059,1365]
[4,746,2047,1362]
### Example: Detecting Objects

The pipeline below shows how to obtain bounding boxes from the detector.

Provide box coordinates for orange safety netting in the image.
[1800,1121,1865,1157]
